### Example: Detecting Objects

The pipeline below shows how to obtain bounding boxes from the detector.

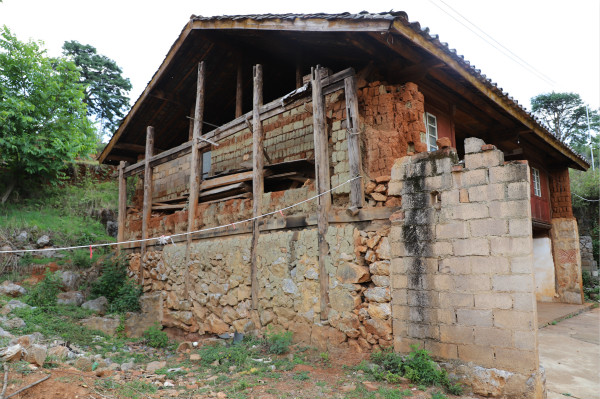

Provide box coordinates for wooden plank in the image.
[187,61,206,261]
[200,182,248,198]
[201,170,255,191]
[250,64,264,310]
[344,74,365,210]
[311,65,332,321]
[152,204,186,210]
[236,62,243,118]
[117,161,128,254]
[295,64,302,89]
[140,126,154,286]
[200,193,250,205]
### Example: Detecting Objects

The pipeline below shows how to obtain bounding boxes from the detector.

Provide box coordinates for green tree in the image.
[531,92,599,145]
[0,26,96,203]
[62,41,132,138]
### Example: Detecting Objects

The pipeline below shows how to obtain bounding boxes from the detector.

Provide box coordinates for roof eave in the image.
[390,19,589,171]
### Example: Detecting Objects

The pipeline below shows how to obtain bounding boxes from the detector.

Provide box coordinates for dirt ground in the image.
[2,347,468,399]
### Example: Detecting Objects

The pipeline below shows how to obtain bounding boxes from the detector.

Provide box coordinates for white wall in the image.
[533,237,556,301]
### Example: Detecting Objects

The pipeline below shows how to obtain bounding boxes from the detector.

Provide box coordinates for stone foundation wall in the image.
[550,218,584,304]
[388,138,543,398]
[580,235,598,272]
[128,214,397,351]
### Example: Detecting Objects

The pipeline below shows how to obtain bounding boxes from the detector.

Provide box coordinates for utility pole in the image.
[586,105,595,171]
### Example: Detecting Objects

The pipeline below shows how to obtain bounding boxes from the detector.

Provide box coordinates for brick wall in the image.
[549,168,573,218]
[388,138,544,398]
[360,81,426,179]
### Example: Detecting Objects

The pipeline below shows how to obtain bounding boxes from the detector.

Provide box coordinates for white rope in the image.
[572,193,600,202]
[0,176,362,254]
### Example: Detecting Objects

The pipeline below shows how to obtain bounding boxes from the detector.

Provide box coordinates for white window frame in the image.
[424,112,438,151]
[532,167,542,197]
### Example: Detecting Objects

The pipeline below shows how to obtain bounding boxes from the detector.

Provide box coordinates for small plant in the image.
[265,329,293,355]
[320,351,330,363]
[293,371,310,381]
[25,268,61,308]
[143,323,169,348]
[91,255,141,313]
[431,392,448,399]
[71,248,94,269]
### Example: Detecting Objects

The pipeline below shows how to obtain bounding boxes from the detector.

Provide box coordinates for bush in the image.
[265,329,292,355]
[90,255,141,313]
[71,249,93,269]
[143,323,169,348]
[25,268,61,308]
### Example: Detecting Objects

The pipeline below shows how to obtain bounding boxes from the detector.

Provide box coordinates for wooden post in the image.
[188,106,195,140]
[117,161,128,254]
[311,66,331,320]
[295,64,302,89]
[344,74,365,210]
[250,64,264,310]
[140,126,154,286]
[185,61,206,281]
[235,62,243,118]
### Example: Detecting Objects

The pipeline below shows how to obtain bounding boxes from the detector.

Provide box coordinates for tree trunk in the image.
[1,178,15,204]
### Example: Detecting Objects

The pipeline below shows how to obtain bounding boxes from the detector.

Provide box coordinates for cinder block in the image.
[387,181,403,196]
[439,292,474,308]
[453,275,491,293]
[489,200,531,219]
[438,257,472,275]
[433,275,454,291]
[461,169,488,186]
[392,304,409,320]
[492,275,534,293]
[436,221,469,239]
[490,237,533,256]
[474,293,513,309]
[512,330,537,350]
[489,163,529,184]
[447,203,489,220]
[391,274,408,289]
[494,348,537,373]
[439,325,474,345]
[469,256,510,274]
[465,150,504,170]
[432,241,454,257]
[493,310,535,331]
[453,238,490,256]
[507,182,530,200]
[464,137,486,154]
[441,189,460,205]
[436,308,457,324]
[457,344,495,367]
[408,322,439,339]
[512,293,536,311]
[469,219,508,237]
[474,327,512,347]
[423,340,458,360]
[510,255,533,273]
[456,309,493,326]
[509,219,532,237]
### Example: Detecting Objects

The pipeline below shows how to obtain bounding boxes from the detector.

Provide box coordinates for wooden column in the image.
[295,64,303,89]
[140,126,154,286]
[117,160,128,254]
[344,74,364,211]
[188,106,195,140]
[235,62,243,118]
[250,64,264,310]
[311,66,331,320]
[186,62,206,253]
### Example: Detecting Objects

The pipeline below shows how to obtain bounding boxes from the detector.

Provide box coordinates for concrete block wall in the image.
[389,138,544,398]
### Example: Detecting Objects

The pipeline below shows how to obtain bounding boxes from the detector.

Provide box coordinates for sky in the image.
[1,0,599,114]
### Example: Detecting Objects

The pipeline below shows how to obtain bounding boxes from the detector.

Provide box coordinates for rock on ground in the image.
[24,344,47,367]
[0,281,27,297]
[82,296,108,314]
[57,291,85,306]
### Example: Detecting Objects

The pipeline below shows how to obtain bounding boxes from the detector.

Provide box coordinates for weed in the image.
[143,323,169,348]
[71,249,94,269]
[377,387,413,398]
[316,381,327,387]
[265,329,292,355]
[320,351,330,363]
[91,255,141,313]
[293,371,310,381]
[431,392,448,399]
[24,268,61,308]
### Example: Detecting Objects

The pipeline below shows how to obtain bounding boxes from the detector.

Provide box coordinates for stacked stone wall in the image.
[388,138,544,398]
[550,219,584,304]
[580,236,598,272]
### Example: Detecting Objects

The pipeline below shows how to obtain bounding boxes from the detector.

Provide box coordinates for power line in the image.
[428,0,556,86]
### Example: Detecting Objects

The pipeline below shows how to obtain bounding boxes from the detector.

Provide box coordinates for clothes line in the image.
[0,176,362,254]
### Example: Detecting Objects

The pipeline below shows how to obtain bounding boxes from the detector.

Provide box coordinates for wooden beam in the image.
[186,61,206,278]
[250,64,264,311]
[344,74,365,210]
[117,161,128,254]
[296,64,302,89]
[105,154,137,164]
[236,62,243,118]
[140,126,154,286]
[312,65,332,321]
